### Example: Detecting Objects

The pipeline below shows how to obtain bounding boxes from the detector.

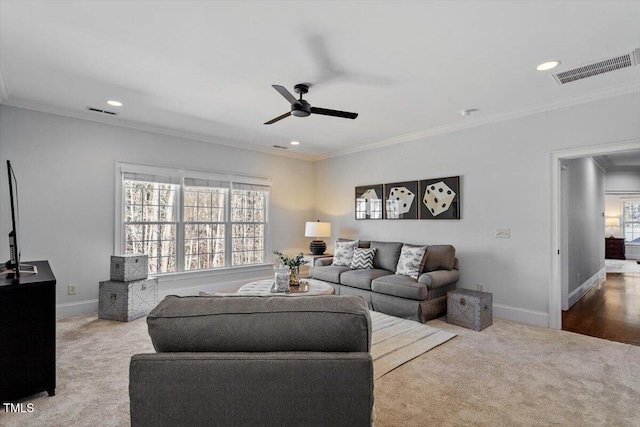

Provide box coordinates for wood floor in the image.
[562,270,640,346]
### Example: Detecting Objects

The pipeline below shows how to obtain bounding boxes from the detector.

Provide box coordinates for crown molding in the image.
[0,99,316,162]
[315,81,640,161]
[2,80,638,163]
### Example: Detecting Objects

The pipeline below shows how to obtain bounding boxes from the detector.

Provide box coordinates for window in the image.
[118,164,270,274]
[622,199,640,243]
[124,178,178,274]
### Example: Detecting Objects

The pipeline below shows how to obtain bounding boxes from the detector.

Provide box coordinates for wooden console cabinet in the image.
[0,260,56,402]
[605,237,626,260]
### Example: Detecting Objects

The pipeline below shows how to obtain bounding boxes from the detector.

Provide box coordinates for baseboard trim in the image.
[493,304,549,327]
[568,267,606,309]
[56,299,99,319]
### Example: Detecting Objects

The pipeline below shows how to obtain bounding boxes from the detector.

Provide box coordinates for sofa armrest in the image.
[130,352,373,427]
[315,257,334,266]
[418,269,460,290]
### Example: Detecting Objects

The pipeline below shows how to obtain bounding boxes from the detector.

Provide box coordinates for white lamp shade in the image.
[605,217,620,227]
[305,221,331,238]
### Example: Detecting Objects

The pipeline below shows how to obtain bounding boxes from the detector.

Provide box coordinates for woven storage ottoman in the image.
[99,278,158,321]
[447,289,492,331]
[110,254,149,282]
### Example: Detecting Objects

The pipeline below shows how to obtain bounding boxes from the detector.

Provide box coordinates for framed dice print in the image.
[355,184,384,219]
[419,176,460,219]
[384,181,419,219]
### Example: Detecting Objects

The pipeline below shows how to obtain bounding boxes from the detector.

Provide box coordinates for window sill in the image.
[151,263,273,283]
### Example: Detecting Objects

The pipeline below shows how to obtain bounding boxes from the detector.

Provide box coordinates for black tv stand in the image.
[0,260,56,401]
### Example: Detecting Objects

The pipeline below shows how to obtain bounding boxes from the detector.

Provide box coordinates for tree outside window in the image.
[121,167,269,274]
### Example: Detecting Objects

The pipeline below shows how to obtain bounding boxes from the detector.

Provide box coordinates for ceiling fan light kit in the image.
[264,83,358,125]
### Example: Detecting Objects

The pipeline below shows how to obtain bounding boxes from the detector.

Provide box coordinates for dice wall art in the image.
[419,176,460,219]
[384,181,419,220]
[355,184,384,219]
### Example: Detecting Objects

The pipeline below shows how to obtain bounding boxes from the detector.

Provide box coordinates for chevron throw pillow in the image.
[350,248,376,270]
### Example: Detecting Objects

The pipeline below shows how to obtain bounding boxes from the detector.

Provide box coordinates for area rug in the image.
[370,310,456,379]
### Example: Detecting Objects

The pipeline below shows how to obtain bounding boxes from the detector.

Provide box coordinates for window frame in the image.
[621,198,640,243]
[115,162,271,276]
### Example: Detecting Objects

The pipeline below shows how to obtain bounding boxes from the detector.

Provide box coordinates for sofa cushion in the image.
[423,245,456,272]
[310,264,351,283]
[395,244,428,279]
[371,274,428,301]
[340,269,392,291]
[332,240,359,267]
[350,247,376,269]
[370,241,403,272]
[147,295,371,353]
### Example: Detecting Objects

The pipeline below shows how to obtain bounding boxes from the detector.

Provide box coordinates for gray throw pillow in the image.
[395,244,428,279]
[350,248,376,270]
[332,240,360,267]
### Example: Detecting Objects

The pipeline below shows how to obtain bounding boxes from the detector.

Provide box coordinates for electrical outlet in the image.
[68,284,77,295]
[477,283,485,292]
[495,228,511,238]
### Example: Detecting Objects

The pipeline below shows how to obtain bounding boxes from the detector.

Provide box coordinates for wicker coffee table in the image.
[237,279,335,296]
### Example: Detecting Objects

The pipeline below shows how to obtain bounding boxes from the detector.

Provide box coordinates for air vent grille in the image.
[272,145,288,149]
[553,49,639,84]
[86,106,118,116]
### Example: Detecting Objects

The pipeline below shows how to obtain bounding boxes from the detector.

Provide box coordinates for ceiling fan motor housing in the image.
[292,99,311,117]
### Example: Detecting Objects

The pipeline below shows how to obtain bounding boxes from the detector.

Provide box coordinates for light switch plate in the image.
[495,228,511,238]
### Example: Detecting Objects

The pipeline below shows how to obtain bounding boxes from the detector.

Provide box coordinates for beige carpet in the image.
[2,314,639,426]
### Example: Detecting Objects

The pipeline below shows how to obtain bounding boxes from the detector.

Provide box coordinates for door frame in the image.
[549,138,640,329]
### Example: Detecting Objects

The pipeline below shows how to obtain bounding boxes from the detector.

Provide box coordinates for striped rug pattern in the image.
[371,310,456,380]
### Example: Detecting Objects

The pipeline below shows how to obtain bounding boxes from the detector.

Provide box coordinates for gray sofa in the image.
[310,240,459,323]
[130,295,374,427]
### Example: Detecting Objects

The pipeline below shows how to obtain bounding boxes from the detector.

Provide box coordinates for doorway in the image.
[549,139,640,335]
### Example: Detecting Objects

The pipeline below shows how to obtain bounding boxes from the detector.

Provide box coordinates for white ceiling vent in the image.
[553,48,640,84]
[86,106,118,116]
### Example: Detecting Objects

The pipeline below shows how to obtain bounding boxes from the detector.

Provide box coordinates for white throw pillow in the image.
[350,248,376,270]
[395,244,428,279]
[332,240,360,267]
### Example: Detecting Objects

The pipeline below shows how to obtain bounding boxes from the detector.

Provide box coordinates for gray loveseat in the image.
[130,295,374,427]
[310,240,459,323]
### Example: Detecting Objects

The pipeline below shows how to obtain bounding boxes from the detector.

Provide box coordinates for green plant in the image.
[273,250,308,268]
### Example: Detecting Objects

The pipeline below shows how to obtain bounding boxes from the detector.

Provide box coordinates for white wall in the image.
[314,92,640,326]
[0,106,315,317]
[605,167,640,193]
[562,157,605,308]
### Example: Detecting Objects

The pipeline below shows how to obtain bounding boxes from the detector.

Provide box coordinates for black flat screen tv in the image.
[7,160,21,276]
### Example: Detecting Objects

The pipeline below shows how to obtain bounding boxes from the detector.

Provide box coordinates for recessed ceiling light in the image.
[536,60,561,71]
[106,100,123,107]
[460,109,478,117]
[290,141,300,145]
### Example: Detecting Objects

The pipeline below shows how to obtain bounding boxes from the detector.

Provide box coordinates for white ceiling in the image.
[1,1,639,160]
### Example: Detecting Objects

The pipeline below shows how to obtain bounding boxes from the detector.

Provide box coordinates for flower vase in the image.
[290,265,300,286]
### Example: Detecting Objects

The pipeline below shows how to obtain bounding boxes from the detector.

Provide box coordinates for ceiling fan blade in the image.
[272,85,301,106]
[310,107,358,120]
[264,111,291,125]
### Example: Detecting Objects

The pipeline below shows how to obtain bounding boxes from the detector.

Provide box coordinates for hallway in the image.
[562,262,640,346]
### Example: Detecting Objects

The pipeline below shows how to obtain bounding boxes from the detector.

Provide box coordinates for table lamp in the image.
[305,220,331,255]
[605,217,619,237]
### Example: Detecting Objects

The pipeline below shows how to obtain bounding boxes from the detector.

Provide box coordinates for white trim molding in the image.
[493,304,549,328]
[567,267,606,308]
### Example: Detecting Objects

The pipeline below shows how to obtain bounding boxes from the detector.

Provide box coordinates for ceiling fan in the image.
[264,84,358,125]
